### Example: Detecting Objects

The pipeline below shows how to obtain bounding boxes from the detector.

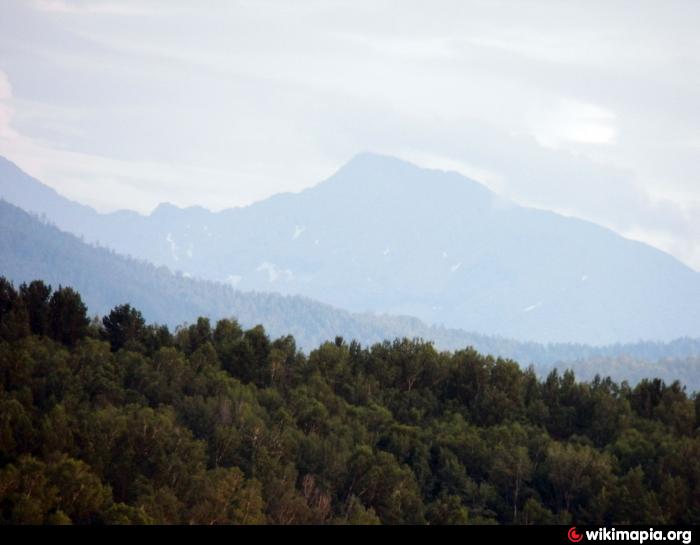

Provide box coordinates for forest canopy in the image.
[0,278,699,525]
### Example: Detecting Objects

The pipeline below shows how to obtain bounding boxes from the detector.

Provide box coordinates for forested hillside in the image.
[0,198,459,351]
[1,279,699,524]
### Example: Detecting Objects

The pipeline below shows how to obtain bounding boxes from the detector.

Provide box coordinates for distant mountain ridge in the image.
[0,198,527,354]
[1,153,699,344]
[3,199,700,388]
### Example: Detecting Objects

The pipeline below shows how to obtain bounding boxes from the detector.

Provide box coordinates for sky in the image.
[1,0,700,269]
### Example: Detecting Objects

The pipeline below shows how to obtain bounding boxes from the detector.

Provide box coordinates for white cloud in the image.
[0,70,23,144]
[529,99,618,148]
[0,71,11,100]
[0,71,18,140]
[256,262,293,283]
[32,0,150,15]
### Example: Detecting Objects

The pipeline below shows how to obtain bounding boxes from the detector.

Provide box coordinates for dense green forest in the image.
[1,278,699,525]
[3,200,700,390]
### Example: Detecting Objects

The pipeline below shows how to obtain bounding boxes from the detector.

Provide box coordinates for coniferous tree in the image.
[102,304,146,352]
[0,278,29,342]
[48,287,89,346]
[20,280,52,336]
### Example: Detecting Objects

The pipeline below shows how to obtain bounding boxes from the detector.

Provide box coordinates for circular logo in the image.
[568,527,584,543]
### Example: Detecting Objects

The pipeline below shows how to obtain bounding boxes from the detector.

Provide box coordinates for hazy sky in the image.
[1,0,699,269]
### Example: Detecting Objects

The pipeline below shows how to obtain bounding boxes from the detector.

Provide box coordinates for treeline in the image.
[1,278,699,524]
[538,355,700,395]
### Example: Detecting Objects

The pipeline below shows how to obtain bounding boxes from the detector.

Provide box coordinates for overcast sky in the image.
[1,0,699,269]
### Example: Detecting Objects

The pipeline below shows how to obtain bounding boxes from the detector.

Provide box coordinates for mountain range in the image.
[2,153,699,344]
[3,197,700,388]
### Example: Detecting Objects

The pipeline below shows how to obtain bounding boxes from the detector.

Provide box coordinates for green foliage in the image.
[0,277,29,342]
[0,277,699,525]
[102,304,146,352]
[48,287,90,347]
[19,281,51,337]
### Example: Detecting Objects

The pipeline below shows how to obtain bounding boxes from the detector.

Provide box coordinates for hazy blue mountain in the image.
[0,198,523,353]
[2,153,700,344]
[0,199,424,351]
[3,199,700,388]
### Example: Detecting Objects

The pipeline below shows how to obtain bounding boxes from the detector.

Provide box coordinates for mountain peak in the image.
[337,152,422,178]
[151,202,214,220]
[324,152,494,207]
[152,202,181,215]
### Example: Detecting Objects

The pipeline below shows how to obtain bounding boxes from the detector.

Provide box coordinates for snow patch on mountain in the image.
[257,261,294,283]
[165,233,179,262]
[523,302,542,313]
[227,274,242,286]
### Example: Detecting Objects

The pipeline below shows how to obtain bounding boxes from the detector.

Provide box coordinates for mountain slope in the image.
[2,154,700,343]
[0,200,391,349]
[0,199,513,352]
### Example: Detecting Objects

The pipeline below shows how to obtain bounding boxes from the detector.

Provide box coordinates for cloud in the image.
[0,71,20,141]
[0,69,236,213]
[0,71,11,100]
[32,0,150,16]
[529,99,618,148]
